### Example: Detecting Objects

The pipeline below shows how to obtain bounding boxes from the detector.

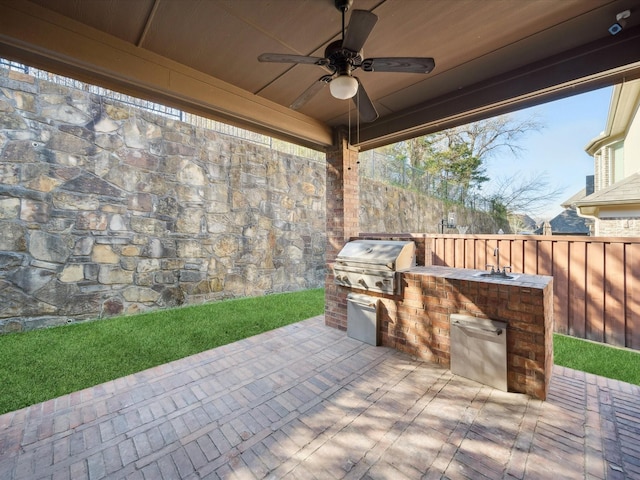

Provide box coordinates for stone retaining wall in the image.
[359,179,502,234]
[1,67,498,334]
[0,69,326,333]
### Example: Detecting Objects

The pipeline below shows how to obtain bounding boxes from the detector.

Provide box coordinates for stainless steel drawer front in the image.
[450,314,508,391]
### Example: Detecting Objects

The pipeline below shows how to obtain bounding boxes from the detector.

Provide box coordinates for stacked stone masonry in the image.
[596,217,640,236]
[1,66,504,334]
[0,68,326,332]
[358,179,503,234]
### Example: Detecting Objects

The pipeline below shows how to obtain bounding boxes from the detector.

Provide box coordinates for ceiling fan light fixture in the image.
[330,74,359,99]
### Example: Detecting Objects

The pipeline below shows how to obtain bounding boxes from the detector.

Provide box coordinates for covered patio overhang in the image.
[2,0,640,152]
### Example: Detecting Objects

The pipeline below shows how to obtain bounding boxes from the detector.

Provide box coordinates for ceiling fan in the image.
[258,0,436,123]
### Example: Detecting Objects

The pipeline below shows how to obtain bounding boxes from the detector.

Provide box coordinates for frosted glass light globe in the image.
[330,75,359,99]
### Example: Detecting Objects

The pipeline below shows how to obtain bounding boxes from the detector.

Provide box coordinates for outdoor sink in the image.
[471,271,520,281]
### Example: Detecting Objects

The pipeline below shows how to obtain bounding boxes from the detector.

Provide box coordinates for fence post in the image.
[402,162,406,186]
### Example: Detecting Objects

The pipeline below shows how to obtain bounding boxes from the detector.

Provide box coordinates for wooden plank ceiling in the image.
[1,0,640,151]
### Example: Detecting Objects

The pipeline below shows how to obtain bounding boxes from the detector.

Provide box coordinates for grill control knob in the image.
[358,278,367,287]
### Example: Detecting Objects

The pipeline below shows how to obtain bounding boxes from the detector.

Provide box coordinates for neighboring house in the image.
[535,208,592,236]
[534,176,593,235]
[575,79,640,236]
[508,213,538,234]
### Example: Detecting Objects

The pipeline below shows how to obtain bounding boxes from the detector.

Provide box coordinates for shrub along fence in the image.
[425,234,640,350]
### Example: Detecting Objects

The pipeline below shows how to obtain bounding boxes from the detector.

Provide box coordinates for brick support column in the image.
[325,129,360,330]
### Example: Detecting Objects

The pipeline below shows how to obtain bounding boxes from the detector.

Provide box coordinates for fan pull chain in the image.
[347,99,352,170]
[356,88,360,164]
[348,96,352,145]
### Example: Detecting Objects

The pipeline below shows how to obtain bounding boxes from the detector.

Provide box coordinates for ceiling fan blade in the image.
[342,10,378,52]
[258,53,327,66]
[362,57,435,74]
[290,76,331,110]
[352,78,378,123]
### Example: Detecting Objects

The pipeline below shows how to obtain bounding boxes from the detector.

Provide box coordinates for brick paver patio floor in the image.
[1,315,639,479]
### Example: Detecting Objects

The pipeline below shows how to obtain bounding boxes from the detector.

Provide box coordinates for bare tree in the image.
[447,114,544,160]
[489,172,566,217]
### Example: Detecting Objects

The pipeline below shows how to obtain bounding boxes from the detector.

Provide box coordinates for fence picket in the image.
[568,241,587,338]
[553,241,570,335]
[586,242,605,343]
[605,242,626,346]
[626,243,640,349]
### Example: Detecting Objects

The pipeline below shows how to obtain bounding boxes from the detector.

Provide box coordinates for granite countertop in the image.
[405,266,553,288]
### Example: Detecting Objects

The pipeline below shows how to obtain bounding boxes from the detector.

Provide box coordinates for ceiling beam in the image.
[0,0,334,150]
[135,0,160,48]
[354,25,640,151]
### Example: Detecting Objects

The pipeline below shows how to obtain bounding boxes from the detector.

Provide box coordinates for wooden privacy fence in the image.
[424,234,640,350]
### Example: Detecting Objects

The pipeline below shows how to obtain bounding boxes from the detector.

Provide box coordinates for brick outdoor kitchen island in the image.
[332,259,554,401]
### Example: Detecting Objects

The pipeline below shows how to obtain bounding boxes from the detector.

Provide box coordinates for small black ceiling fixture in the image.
[258,0,436,123]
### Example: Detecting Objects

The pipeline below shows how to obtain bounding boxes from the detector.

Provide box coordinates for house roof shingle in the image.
[561,187,587,209]
[574,172,640,207]
[534,207,591,235]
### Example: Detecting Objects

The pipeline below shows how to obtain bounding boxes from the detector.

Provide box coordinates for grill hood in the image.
[336,240,416,271]
[334,240,416,295]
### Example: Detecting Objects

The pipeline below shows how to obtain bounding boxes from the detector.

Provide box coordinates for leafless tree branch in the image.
[490,172,567,216]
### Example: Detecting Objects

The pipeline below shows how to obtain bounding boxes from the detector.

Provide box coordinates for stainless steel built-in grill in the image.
[333,240,416,295]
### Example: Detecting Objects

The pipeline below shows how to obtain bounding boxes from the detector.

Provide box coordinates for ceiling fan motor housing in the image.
[335,0,353,12]
[325,39,362,75]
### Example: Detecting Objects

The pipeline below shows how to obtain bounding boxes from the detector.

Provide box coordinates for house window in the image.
[612,143,624,183]
[594,151,602,191]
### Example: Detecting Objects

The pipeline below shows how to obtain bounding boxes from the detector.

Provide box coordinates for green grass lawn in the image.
[553,333,640,386]
[2,287,639,416]
[0,288,324,415]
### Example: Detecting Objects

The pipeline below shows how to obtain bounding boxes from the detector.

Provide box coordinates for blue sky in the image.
[484,86,613,220]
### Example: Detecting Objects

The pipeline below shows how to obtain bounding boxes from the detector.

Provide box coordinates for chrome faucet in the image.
[485,247,512,276]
